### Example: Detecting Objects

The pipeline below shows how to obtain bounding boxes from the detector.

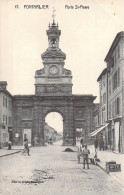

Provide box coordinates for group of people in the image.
[79,139,90,169]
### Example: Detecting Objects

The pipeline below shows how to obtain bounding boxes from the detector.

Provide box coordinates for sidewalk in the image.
[93,146,124,188]
[77,142,124,189]
[0,145,23,157]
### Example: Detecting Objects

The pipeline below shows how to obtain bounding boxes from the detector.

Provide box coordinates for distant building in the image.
[44,123,57,143]
[56,132,63,141]
[0,82,13,147]
[95,31,124,153]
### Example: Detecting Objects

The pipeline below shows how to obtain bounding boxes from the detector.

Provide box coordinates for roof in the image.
[0,81,7,85]
[104,31,124,62]
[97,68,107,82]
[0,87,13,99]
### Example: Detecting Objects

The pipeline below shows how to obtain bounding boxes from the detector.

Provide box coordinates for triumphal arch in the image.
[12,17,96,146]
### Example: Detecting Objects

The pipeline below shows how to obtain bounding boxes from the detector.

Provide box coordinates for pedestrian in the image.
[49,138,52,145]
[8,141,11,150]
[82,144,90,169]
[79,142,83,154]
[24,139,30,156]
[94,139,98,149]
[80,138,83,145]
[99,139,104,151]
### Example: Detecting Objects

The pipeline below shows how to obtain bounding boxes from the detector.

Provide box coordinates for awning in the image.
[91,123,109,137]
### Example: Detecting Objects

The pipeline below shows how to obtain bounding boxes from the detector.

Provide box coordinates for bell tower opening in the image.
[45,112,63,145]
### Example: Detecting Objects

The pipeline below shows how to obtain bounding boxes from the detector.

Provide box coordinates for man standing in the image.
[80,138,83,145]
[24,139,30,156]
[94,139,98,149]
[82,144,90,169]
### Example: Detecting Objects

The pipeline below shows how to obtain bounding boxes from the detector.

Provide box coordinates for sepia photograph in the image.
[0,0,124,194]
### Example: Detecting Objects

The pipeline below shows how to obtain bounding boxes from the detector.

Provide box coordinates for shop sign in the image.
[108,164,121,172]
[106,161,121,173]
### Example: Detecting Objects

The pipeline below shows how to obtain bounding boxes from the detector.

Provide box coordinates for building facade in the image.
[97,68,108,149]
[0,82,13,147]
[96,31,124,153]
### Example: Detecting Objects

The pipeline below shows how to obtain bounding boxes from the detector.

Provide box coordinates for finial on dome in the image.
[52,7,56,25]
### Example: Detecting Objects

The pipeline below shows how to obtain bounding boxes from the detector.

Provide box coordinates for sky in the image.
[0,0,124,131]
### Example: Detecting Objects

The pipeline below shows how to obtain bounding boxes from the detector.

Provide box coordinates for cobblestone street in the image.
[0,143,124,195]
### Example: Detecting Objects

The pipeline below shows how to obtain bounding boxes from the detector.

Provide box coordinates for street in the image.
[0,142,124,195]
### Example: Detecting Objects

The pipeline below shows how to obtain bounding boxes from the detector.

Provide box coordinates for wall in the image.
[12,95,96,146]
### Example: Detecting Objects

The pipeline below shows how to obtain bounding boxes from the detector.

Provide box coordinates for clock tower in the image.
[35,15,72,96]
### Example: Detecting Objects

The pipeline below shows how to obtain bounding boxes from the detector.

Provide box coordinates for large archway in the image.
[41,104,75,146]
[45,112,63,145]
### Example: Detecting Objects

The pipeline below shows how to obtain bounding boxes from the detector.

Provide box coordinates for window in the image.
[6,115,7,125]
[102,111,106,124]
[103,93,106,104]
[114,71,117,89]
[117,67,120,85]
[110,56,114,68]
[102,112,103,124]
[3,96,4,106]
[97,114,100,126]
[109,79,111,95]
[113,68,120,91]
[9,100,12,109]
[3,114,5,124]
[101,95,102,104]
[117,97,120,115]
[6,98,7,107]
[103,80,105,87]
[109,103,111,119]
[9,117,11,126]
[112,101,114,118]
[115,97,120,115]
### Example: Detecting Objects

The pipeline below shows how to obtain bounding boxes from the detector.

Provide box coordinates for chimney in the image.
[0,81,7,90]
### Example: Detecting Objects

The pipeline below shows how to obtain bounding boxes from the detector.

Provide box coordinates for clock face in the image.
[49,65,59,75]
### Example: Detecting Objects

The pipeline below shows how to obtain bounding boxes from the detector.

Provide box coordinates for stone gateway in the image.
[12,18,96,146]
